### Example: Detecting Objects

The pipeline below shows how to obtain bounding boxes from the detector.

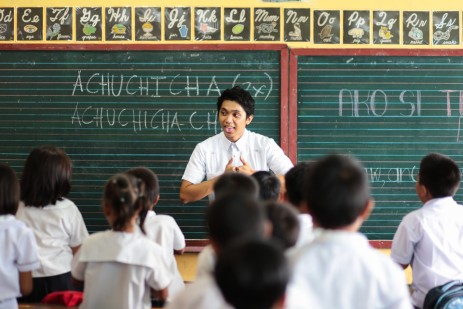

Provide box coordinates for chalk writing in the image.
[365,166,417,188]
[338,89,422,117]
[0,9,13,23]
[71,70,273,100]
[337,88,463,141]
[21,9,40,23]
[338,89,463,118]
[71,103,219,134]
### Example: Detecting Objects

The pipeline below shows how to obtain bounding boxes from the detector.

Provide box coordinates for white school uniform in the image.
[143,211,186,300]
[286,229,412,309]
[295,213,314,247]
[182,129,293,201]
[166,273,232,309]
[195,244,216,279]
[391,197,463,308]
[16,198,89,277]
[72,230,172,309]
[0,215,40,309]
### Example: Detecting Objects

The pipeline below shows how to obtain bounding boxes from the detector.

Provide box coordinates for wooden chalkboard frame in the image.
[289,49,463,248]
[0,43,290,251]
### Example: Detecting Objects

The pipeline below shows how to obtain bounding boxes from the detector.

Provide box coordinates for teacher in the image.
[180,86,293,203]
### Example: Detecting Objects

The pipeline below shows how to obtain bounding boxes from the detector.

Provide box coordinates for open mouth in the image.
[224,126,235,134]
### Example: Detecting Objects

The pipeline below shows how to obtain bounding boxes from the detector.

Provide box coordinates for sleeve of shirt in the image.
[182,143,207,184]
[71,248,86,281]
[16,227,40,272]
[266,138,293,175]
[195,245,215,279]
[383,263,413,309]
[147,254,173,291]
[171,219,186,251]
[68,203,90,247]
[390,214,420,265]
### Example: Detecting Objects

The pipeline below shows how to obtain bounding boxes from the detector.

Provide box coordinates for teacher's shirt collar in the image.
[220,128,249,151]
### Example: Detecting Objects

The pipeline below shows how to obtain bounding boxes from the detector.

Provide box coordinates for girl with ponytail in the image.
[71,173,172,309]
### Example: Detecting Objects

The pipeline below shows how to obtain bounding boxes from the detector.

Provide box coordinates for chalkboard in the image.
[289,49,463,246]
[0,44,288,243]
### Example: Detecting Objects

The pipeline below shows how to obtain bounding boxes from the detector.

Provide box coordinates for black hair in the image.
[215,238,289,309]
[252,171,281,202]
[213,173,259,200]
[20,145,72,207]
[126,167,159,204]
[304,154,370,229]
[264,201,300,250]
[0,163,20,215]
[217,86,255,118]
[418,153,461,198]
[207,192,265,249]
[285,162,313,209]
[104,173,146,232]
[126,167,159,234]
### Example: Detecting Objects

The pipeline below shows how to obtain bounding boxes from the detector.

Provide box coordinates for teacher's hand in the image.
[236,156,255,176]
[225,158,237,173]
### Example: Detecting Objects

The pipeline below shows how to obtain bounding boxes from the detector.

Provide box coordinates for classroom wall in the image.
[2,0,445,285]
[2,0,462,48]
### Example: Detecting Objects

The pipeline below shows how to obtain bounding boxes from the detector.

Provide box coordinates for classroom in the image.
[1,0,463,307]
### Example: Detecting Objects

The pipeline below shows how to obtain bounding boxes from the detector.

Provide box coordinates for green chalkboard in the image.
[0,45,286,241]
[292,50,463,242]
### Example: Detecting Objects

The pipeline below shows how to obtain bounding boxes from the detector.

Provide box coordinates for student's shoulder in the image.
[81,230,111,245]
[167,275,230,309]
[0,215,32,236]
[41,198,79,211]
[151,214,179,226]
[393,203,426,227]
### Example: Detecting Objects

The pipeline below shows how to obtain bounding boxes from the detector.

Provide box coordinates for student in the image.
[264,201,300,250]
[166,192,267,309]
[213,171,259,200]
[0,163,40,309]
[180,86,293,203]
[286,154,411,309]
[126,167,186,301]
[391,153,463,309]
[16,146,88,303]
[71,173,172,309]
[252,170,282,202]
[195,172,260,278]
[215,238,289,309]
[284,162,314,247]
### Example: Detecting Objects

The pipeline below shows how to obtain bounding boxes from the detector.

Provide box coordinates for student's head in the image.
[215,238,289,309]
[285,162,313,210]
[103,173,145,232]
[126,167,160,205]
[417,153,461,200]
[252,170,281,202]
[125,167,158,234]
[213,172,259,200]
[304,154,372,229]
[217,86,255,142]
[0,163,20,215]
[264,201,300,250]
[20,145,72,207]
[207,192,266,252]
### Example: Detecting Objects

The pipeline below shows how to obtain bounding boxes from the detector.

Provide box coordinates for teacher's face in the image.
[219,100,253,142]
